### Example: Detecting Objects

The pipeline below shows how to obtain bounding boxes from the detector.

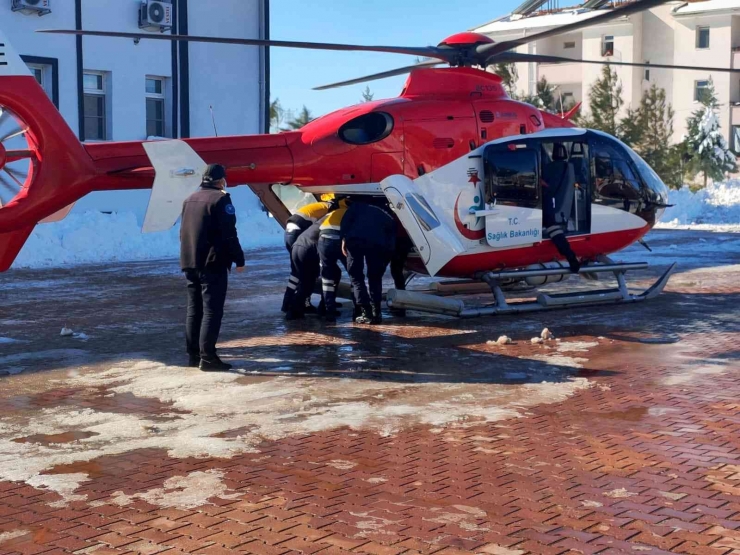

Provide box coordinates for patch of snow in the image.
[557,341,599,353]
[0,358,590,504]
[105,470,238,510]
[540,328,554,340]
[658,179,740,229]
[604,488,637,498]
[60,327,74,337]
[12,205,282,269]
[487,335,512,346]
[531,337,544,345]
[0,337,25,345]
[0,530,30,544]
[27,473,89,507]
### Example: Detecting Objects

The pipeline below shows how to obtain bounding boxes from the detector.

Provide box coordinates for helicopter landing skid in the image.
[386,261,677,318]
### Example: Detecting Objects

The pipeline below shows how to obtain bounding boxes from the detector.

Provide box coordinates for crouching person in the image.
[318,198,349,323]
[285,219,323,321]
[340,198,396,325]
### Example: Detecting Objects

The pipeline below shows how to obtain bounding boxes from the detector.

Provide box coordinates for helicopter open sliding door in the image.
[540,139,591,235]
[481,143,543,248]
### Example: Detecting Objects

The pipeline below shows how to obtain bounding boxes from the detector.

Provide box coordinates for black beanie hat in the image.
[202,164,226,183]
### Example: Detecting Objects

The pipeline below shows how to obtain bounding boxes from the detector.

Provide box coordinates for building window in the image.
[644,61,650,81]
[696,26,710,49]
[145,77,166,138]
[26,62,53,100]
[695,79,710,102]
[732,126,740,154]
[564,41,576,49]
[83,72,108,141]
[602,35,614,57]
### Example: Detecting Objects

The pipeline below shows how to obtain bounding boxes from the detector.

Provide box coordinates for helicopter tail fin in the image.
[0,29,96,270]
[563,102,582,121]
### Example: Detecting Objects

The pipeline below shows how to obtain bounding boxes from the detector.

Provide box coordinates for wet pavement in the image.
[0,229,738,555]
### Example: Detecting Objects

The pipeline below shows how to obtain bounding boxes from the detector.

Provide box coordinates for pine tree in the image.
[269,98,284,133]
[536,77,556,112]
[626,85,678,186]
[361,86,374,103]
[494,63,518,97]
[686,108,737,187]
[579,65,623,136]
[285,106,314,130]
[683,79,737,187]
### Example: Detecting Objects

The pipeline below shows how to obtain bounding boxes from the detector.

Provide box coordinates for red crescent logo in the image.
[454,195,485,240]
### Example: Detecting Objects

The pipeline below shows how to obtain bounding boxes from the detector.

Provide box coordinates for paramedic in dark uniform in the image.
[340,198,396,325]
[285,218,324,320]
[281,196,336,313]
[318,198,349,323]
[180,164,245,371]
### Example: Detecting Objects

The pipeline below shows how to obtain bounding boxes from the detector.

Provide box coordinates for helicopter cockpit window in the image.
[484,147,539,207]
[338,112,394,145]
[592,140,642,207]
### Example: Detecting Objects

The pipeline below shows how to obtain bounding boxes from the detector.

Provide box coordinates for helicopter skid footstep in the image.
[386,261,677,318]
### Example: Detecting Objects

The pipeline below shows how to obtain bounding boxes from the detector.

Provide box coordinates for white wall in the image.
[672,13,733,142]
[0,0,266,222]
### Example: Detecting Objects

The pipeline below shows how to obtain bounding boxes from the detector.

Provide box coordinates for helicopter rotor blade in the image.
[38,29,451,62]
[0,173,18,198]
[2,167,25,189]
[477,0,672,63]
[314,61,443,91]
[494,51,740,74]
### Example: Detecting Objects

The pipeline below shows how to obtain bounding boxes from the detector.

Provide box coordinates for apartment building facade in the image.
[474,0,740,148]
[1,0,269,217]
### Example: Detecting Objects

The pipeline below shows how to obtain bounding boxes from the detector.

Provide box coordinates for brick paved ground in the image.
[0,229,738,554]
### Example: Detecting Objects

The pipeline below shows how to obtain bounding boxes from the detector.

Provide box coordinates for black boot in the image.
[285,309,304,321]
[199,355,232,372]
[281,287,295,313]
[188,353,200,368]
[370,303,382,325]
[355,305,373,325]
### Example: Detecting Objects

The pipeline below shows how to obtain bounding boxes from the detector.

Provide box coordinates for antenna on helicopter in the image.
[209,105,219,137]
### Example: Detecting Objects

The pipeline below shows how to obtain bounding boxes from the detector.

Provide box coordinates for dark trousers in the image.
[544,223,579,269]
[284,229,301,253]
[290,244,320,314]
[318,237,346,313]
[390,235,413,290]
[185,268,228,359]
[282,229,302,312]
[345,241,392,308]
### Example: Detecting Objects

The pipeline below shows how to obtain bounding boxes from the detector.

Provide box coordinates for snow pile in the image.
[12,207,282,269]
[658,180,740,229]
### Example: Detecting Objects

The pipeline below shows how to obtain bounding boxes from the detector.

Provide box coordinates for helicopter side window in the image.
[338,112,394,145]
[592,141,642,206]
[484,146,539,208]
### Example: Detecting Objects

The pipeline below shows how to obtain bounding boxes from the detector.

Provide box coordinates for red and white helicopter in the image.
[0,0,736,315]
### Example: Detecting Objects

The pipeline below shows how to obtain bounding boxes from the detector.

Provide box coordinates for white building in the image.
[473,0,740,148]
[1,0,269,218]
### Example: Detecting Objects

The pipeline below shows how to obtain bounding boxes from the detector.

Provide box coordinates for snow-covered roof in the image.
[673,0,740,16]
[473,9,608,35]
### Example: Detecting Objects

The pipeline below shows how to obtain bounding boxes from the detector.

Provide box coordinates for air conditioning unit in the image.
[11,0,51,16]
[139,0,173,32]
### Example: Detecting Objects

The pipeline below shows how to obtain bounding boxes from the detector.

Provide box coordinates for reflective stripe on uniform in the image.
[546,225,564,238]
[286,223,302,233]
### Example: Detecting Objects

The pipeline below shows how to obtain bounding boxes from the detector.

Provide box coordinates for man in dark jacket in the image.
[180,164,245,371]
[340,198,396,325]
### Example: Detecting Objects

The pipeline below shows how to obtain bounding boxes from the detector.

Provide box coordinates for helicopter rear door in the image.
[381,175,466,277]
